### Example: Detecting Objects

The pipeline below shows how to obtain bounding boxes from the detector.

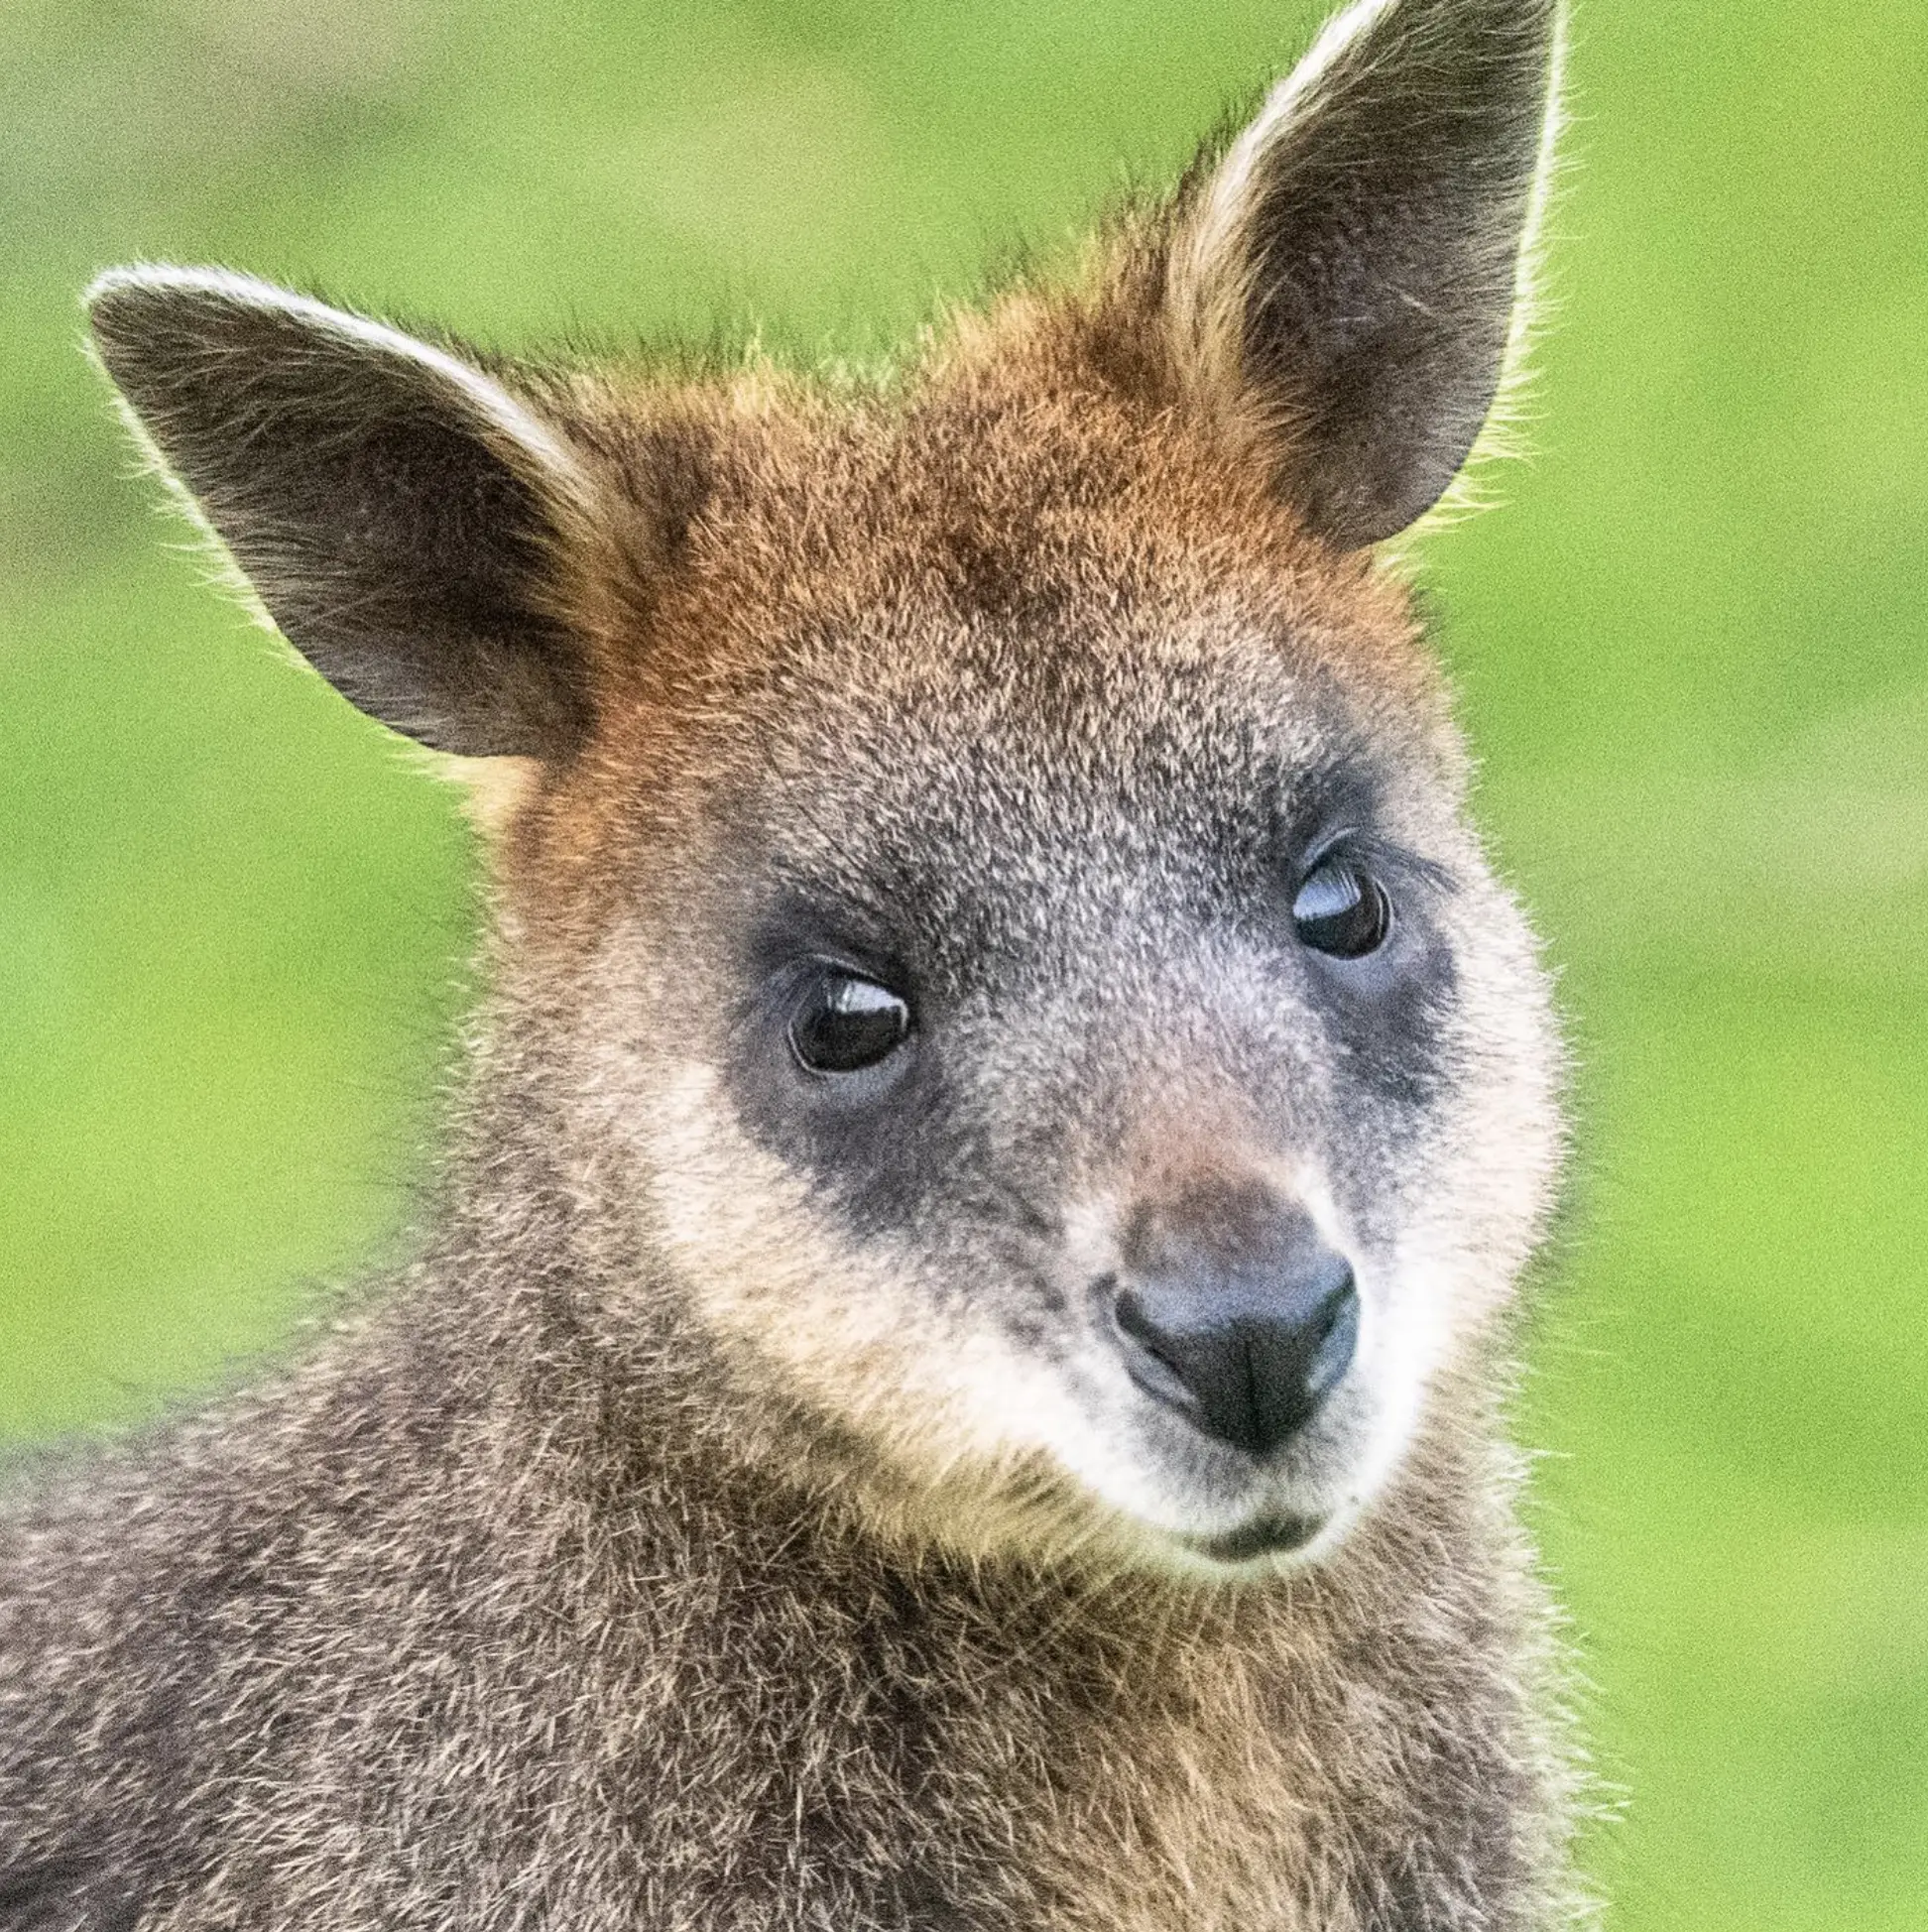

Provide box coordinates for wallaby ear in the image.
[87,267,598,759]
[1167,0,1561,548]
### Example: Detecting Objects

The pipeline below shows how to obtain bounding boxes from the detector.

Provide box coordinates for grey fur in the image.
[3,2,1583,1926]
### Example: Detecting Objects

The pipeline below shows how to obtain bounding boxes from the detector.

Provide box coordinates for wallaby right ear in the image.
[1165,0,1562,548]
[87,267,599,760]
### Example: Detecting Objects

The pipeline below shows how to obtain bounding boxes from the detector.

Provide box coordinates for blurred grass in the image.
[2,1,1924,1926]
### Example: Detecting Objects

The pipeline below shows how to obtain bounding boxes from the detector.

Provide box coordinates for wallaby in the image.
[1,0,1583,1925]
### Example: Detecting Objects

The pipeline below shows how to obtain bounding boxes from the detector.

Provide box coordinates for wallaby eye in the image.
[788,969,912,1075]
[1292,859,1392,960]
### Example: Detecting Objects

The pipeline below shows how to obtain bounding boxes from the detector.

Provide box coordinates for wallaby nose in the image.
[1108,1202,1360,1458]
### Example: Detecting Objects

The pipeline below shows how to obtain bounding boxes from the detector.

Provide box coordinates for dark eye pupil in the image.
[789,972,911,1074]
[1291,861,1391,959]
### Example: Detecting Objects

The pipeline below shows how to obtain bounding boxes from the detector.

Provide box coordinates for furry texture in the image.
[2,2,1585,1926]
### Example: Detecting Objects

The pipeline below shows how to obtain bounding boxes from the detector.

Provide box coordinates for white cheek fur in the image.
[612,1034,1531,1571]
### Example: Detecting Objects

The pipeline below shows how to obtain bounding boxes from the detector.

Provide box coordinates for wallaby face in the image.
[85,0,1562,1585]
[577,500,1561,1576]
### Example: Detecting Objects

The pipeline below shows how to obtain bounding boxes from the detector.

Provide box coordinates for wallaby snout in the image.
[1108,1186,1360,1458]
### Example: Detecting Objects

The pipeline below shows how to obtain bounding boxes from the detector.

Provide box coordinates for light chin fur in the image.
[831,1348,1414,1583]
[1009,1253,1443,1575]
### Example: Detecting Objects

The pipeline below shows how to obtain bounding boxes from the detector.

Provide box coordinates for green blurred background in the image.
[3,0,1923,1923]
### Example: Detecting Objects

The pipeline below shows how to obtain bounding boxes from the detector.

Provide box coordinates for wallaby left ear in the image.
[1167,0,1562,548]
[87,267,603,759]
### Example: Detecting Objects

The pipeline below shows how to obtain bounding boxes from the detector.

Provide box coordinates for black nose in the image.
[1108,1219,1360,1458]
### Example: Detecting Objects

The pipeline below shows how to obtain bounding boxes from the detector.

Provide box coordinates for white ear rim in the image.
[82,264,594,511]
[1168,0,1566,545]
[1183,0,1397,295]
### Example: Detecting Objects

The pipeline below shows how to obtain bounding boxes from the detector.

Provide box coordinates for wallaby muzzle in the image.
[1106,1189,1360,1459]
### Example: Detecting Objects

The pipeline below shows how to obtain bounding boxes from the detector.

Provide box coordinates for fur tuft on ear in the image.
[1166,0,1563,548]
[87,266,600,759]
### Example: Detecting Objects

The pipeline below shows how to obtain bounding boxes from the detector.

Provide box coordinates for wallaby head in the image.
[87,0,1564,1582]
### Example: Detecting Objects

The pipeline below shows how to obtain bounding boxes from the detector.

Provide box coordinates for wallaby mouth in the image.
[1183,1510,1326,1566]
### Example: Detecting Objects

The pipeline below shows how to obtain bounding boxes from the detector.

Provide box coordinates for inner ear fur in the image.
[88,267,601,759]
[1166,0,1562,548]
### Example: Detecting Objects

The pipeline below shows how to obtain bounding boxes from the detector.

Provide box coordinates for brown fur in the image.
[3,3,1585,1926]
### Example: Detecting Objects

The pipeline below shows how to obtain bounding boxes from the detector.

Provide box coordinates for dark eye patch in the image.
[720,894,951,1237]
[1286,839,1459,1114]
